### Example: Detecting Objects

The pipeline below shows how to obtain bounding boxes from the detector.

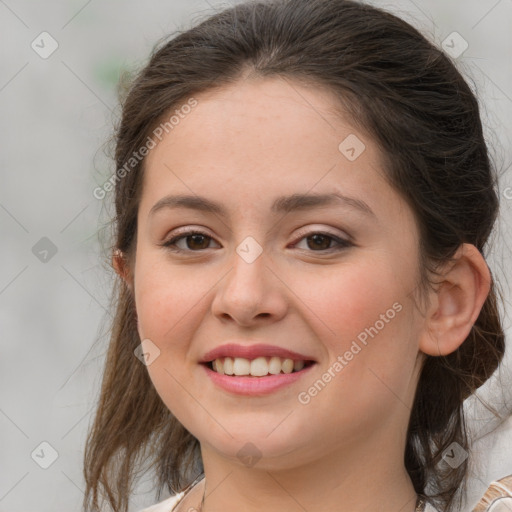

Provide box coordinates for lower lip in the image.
[201,363,316,396]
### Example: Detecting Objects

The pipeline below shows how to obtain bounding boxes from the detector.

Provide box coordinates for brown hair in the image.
[83,1,507,511]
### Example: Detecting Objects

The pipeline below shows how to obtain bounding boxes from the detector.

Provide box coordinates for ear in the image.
[419,243,491,357]
[112,248,134,291]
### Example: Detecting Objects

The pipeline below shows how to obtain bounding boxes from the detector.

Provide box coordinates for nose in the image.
[210,243,288,327]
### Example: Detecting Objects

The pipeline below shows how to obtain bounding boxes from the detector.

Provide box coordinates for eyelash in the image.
[161,229,352,254]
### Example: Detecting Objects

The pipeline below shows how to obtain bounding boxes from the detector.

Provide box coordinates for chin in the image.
[198,424,318,471]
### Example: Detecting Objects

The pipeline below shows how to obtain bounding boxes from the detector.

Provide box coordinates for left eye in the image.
[293,232,352,252]
[162,230,351,253]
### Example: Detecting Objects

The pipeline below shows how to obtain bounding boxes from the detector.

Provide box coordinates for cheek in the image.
[292,260,418,389]
[134,258,207,344]
[133,261,209,422]
[294,260,402,343]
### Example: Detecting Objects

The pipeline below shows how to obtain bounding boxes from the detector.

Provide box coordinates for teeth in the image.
[210,356,308,376]
[233,357,251,376]
[268,356,282,375]
[250,357,269,376]
[282,358,293,374]
[223,357,234,375]
[294,360,305,371]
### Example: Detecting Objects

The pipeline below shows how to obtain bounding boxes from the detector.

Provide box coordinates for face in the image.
[130,76,428,471]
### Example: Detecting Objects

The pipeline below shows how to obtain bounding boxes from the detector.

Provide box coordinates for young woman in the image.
[83,1,510,511]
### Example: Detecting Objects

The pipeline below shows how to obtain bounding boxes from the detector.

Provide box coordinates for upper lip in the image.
[199,343,317,363]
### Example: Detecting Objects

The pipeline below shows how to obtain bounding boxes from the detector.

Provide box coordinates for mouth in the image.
[202,356,316,377]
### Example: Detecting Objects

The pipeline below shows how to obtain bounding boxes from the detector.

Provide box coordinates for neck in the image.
[197,429,418,512]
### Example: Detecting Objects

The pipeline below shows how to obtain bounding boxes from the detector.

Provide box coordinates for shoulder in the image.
[472,475,512,512]
[137,492,185,512]
[137,475,205,512]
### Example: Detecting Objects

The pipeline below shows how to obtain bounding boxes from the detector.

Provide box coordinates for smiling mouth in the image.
[204,356,316,377]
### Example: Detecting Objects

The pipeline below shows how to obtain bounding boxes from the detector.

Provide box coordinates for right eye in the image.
[161,230,220,252]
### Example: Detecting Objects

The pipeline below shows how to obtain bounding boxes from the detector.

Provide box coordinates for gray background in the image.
[0,0,511,511]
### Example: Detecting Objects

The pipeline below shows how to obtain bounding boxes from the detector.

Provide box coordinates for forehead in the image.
[153,76,358,157]
[139,76,412,231]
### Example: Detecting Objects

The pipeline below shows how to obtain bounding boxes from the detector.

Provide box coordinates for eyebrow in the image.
[149,192,376,219]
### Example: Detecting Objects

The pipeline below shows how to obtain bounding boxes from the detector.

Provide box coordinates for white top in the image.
[139,492,183,512]
[138,484,441,512]
[140,497,441,512]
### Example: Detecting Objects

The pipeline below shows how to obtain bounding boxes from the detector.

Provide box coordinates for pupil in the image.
[308,234,330,250]
[189,234,208,250]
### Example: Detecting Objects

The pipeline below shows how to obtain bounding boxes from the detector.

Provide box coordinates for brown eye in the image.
[293,231,352,252]
[162,229,352,254]
[162,231,218,252]
[185,234,211,250]
[306,234,333,250]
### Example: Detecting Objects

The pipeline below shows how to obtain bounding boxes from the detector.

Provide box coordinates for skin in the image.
[113,75,491,512]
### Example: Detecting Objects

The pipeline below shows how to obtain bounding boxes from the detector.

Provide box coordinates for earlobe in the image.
[112,248,134,290]
[419,244,491,357]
